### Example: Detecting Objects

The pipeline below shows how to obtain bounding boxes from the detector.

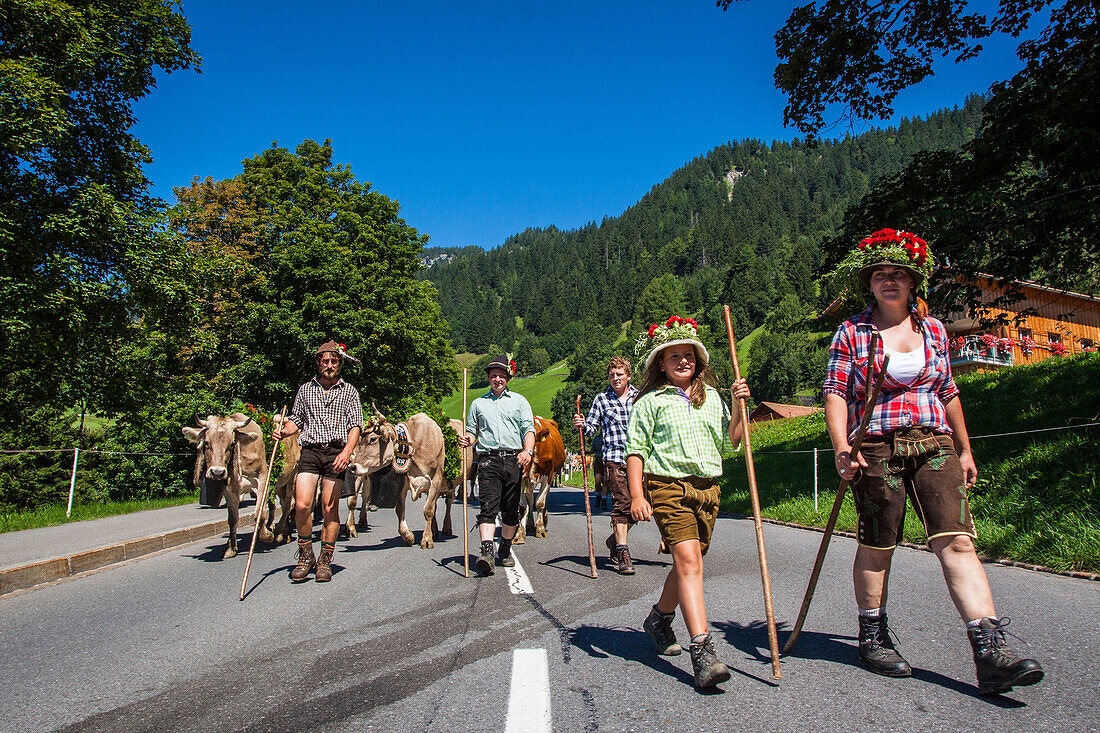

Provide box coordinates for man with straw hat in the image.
[823,229,1043,694]
[458,354,535,576]
[273,340,363,583]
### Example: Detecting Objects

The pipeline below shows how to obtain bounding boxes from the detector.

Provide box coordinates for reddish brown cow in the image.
[515,415,565,543]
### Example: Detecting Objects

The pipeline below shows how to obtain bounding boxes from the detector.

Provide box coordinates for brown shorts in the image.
[603,460,633,527]
[299,443,345,480]
[645,474,721,555]
[851,429,976,549]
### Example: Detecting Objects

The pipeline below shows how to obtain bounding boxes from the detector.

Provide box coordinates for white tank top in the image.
[884,345,924,384]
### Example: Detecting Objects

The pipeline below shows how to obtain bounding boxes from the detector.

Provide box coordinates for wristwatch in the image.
[524,448,535,457]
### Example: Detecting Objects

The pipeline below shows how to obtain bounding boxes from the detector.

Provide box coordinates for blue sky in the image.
[135,1,1030,250]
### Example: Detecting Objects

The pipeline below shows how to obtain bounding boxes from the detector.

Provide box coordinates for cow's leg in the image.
[253,475,276,544]
[273,477,293,544]
[395,481,415,546]
[356,475,371,529]
[421,481,438,549]
[442,483,454,537]
[535,476,549,538]
[345,471,359,539]
[223,487,240,559]
[514,484,529,544]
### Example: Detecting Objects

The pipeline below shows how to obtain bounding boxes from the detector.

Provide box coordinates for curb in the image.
[0,509,256,597]
[719,511,1100,583]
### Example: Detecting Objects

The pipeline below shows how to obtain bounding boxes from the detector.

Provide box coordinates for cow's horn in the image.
[197,417,210,428]
[372,402,385,422]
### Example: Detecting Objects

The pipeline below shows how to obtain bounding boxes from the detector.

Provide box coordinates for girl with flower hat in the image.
[626,315,751,689]
[823,229,1043,695]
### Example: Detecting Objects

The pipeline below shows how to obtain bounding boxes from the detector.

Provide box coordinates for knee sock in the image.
[320,542,335,553]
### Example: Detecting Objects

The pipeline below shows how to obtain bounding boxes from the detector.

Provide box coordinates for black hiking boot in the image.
[968,617,1044,695]
[690,633,731,689]
[497,538,515,568]
[476,540,495,576]
[858,613,912,677]
[643,605,682,656]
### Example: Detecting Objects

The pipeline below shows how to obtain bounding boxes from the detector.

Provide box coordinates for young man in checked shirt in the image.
[272,340,363,583]
[573,356,640,574]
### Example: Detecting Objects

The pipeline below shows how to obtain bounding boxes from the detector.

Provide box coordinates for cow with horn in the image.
[272,339,363,583]
[347,405,449,548]
[182,413,294,559]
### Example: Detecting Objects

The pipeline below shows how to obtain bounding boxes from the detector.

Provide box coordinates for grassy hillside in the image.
[719,354,1100,573]
[441,360,570,421]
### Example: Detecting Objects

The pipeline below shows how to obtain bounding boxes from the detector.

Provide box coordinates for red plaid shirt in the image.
[823,306,960,440]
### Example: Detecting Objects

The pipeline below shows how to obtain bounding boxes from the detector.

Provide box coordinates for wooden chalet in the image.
[942,277,1100,375]
[749,402,823,423]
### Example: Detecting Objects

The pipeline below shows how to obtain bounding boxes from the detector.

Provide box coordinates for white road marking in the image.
[503,551,534,595]
[505,648,551,733]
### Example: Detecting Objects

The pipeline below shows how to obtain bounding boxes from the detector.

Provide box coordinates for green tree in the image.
[632,274,687,330]
[0,0,198,509]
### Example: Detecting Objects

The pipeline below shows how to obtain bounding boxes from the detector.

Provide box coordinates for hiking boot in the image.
[615,545,635,575]
[290,540,315,582]
[498,538,515,568]
[315,545,334,582]
[643,605,682,656]
[968,617,1044,695]
[476,541,495,576]
[858,613,912,677]
[690,633,731,689]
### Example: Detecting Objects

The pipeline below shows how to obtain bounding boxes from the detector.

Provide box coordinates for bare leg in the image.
[613,522,629,545]
[319,477,341,545]
[930,534,996,621]
[656,540,708,638]
[854,545,895,609]
[294,472,320,542]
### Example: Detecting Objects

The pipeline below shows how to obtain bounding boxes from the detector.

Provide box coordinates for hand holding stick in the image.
[240,405,287,601]
[575,395,598,579]
[723,305,782,679]
[462,369,470,578]
[783,333,888,653]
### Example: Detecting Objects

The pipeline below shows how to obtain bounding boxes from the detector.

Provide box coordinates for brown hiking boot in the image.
[290,540,315,582]
[615,545,635,575]
[315,545,334,582]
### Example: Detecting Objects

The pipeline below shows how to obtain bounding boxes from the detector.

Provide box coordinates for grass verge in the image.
[0,492,200,534]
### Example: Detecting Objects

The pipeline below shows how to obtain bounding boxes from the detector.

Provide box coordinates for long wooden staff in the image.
[783,333,888,653]
[240,405,287,600]
[575,395,598,578]
[723,305,782,679]
[462,369,470,578]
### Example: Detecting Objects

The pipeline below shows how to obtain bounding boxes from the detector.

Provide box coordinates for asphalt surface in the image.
[2,487,1097,733]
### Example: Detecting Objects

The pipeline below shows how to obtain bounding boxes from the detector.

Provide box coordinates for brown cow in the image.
[447,418,475,502]
[515,415,565,543]
[347,407,450,548]
[181,413,293,559]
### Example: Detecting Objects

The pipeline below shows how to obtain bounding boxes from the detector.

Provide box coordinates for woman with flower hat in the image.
[626,315,751,689]
[823,229,1043,695]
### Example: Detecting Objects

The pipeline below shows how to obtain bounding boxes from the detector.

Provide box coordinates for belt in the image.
[303,441,345,450]
[481,448,521,458]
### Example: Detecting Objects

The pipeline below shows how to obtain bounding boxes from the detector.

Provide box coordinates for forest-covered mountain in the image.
[421,96,985,356]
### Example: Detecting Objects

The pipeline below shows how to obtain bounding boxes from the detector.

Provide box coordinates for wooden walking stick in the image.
[240,405,287,600]
[462,368,470,578]
[783,333,888,653]
[723,305,782,679]
[575,395,598,578]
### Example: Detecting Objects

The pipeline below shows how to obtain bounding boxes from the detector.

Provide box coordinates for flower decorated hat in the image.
[635,316,710,371]
[830,228,935,297]
[485,353,517,378]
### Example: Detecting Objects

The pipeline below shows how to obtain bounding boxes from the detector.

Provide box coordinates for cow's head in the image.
[348,403,396,477]
[181,415,253,482]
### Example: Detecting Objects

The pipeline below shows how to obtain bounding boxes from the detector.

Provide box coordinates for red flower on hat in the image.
[339,343,346,350]
[686,318,698,329]
[648,323,659,338]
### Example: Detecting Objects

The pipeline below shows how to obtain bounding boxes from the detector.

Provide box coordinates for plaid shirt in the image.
[287,377,364,446]
[581,386,638,464]
[626,385,734,479]
[823,305,960,441]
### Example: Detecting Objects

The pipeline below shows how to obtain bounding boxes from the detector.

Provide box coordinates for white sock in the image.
[858,606,883,618]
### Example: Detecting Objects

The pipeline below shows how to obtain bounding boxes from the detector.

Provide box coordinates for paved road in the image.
[2,488,1097,733]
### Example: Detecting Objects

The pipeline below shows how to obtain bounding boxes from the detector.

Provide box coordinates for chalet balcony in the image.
[949,335,1015,369]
